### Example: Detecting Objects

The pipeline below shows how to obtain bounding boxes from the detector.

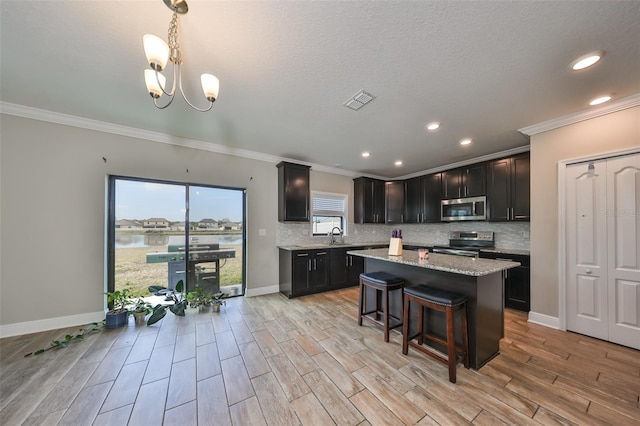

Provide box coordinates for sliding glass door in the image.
[107,176,245,298]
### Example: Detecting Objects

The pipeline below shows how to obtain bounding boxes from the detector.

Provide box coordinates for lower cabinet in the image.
[480,251,530,312]
[330,248,365,290]
[280,245,382,298]
[280,249,330,298]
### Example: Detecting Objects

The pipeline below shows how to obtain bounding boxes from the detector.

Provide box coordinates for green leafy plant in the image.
[147,280,188,325]
[132,298,153,314]
[187,286,213,309]
[105,288,133,313]
[24,322,103,357]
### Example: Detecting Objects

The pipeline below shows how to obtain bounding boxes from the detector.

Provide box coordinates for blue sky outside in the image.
[115,179,243,222]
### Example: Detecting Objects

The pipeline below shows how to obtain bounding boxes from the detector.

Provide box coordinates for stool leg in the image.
[417,305,424,345]
[446,306,457,383]
[383,287,389,342]
[358,279,364,326]
[402,293,410,355]
[460,303,469,369]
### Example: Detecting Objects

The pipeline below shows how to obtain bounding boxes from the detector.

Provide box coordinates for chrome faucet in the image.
[329,227,343,245]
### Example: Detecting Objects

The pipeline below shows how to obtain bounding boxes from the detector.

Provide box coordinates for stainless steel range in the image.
[432,231,494,257]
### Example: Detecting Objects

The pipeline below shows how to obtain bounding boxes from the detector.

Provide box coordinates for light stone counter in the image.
[348,248,520,277]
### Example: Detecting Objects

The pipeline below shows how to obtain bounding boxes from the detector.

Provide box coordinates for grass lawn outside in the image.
[115,244,243,297]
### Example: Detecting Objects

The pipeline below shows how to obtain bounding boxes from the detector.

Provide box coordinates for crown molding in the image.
[518,92,640,136]
[0,102,360,177]
[396,144,531,181]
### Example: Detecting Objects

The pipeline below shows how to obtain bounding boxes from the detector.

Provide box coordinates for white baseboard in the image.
[528,311,560,329]
[0,311,105,339]
[245,285,280,298]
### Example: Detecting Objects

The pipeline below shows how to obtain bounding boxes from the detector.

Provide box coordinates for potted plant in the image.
[132,298,153,325]
[105,288,132,328]
[147,280,188,326]
[211,292,227,313]
[187,286,212,312]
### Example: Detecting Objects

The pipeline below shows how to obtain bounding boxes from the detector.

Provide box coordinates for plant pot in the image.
[199,305,210,313]
[105,310,128,329]
[212,302,223,313]
[133,311,147,326]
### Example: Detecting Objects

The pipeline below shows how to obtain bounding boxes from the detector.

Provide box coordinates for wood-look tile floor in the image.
[1,287,639,425]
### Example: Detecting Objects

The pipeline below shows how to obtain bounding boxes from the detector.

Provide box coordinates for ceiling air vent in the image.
[343,90,375,111]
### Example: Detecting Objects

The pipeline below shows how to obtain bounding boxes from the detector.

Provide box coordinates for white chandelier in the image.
[143,0,219,111]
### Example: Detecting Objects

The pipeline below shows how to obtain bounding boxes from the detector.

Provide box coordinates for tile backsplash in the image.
[277,221,530,251]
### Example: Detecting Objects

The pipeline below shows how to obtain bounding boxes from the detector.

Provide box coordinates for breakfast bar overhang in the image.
[348,248,520,369]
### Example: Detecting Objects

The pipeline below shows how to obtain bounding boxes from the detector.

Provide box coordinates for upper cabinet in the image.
[354,177,385,223]
[487,152,530,221]
[441,163,486,199]
[404,173,442,223]
[277,162,310,222]
[385,181,405,223]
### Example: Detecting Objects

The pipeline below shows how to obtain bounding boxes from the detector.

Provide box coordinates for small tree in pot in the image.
[105,288,133,328]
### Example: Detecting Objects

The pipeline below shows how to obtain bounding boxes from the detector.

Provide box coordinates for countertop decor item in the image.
[389,229,403,256]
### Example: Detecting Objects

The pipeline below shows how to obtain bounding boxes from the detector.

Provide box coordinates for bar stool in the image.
[402,284,469,383]
[358,271,405,342]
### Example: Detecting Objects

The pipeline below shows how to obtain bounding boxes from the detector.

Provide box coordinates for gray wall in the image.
[530,106,640,318]
[0,114,285,330]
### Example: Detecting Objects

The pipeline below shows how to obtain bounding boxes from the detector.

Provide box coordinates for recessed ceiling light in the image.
[570,51,604,71]
[394,160,403,166]
[361,152,370,158]
[426,122,440,131]
[459,139,472,146]
[589,95,612,106]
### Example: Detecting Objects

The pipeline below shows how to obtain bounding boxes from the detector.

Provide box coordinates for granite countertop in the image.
[278,241,389,251]
[347,248,520,277]
[478,247,530,256]
[279,241,529,257]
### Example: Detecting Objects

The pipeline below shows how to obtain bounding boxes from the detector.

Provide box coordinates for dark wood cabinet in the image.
[354,177,385,223]
[487,153,530,221]
[277,162,310,222]
[385,181,405,223]
[281,245,385,298]
[280,249,330,298]
[330,247,365,290]
[404,173,442,223]
[442,164,486,199]
[480,251,530,312]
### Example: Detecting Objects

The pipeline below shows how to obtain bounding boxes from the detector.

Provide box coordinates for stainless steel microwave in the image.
[441,196,487,221]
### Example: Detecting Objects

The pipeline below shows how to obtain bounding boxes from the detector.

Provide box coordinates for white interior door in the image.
[566,160,609,339]
[606,154,640,350]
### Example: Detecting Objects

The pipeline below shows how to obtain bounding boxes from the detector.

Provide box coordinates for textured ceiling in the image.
[2,1,639,178]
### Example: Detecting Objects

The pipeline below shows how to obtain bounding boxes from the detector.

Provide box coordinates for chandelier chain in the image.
[168,12,181,63]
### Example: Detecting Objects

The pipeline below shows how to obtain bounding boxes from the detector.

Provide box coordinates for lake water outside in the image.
[116,233,243,248]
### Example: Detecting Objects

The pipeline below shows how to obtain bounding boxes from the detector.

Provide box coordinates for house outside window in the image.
[312,191,347,236]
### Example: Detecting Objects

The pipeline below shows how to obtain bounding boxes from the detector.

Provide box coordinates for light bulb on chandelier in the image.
[143,0,219,111]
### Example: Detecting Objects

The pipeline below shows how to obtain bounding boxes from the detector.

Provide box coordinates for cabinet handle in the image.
[308,259,312,271]
[297,253,309,257]
[586,270,592,274]
[316,252,327,255]
[346,257,349,267]
[350,256,353,266]
[313,259,317,270]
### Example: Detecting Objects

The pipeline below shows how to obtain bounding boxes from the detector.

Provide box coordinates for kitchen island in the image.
[348,248,520,369]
